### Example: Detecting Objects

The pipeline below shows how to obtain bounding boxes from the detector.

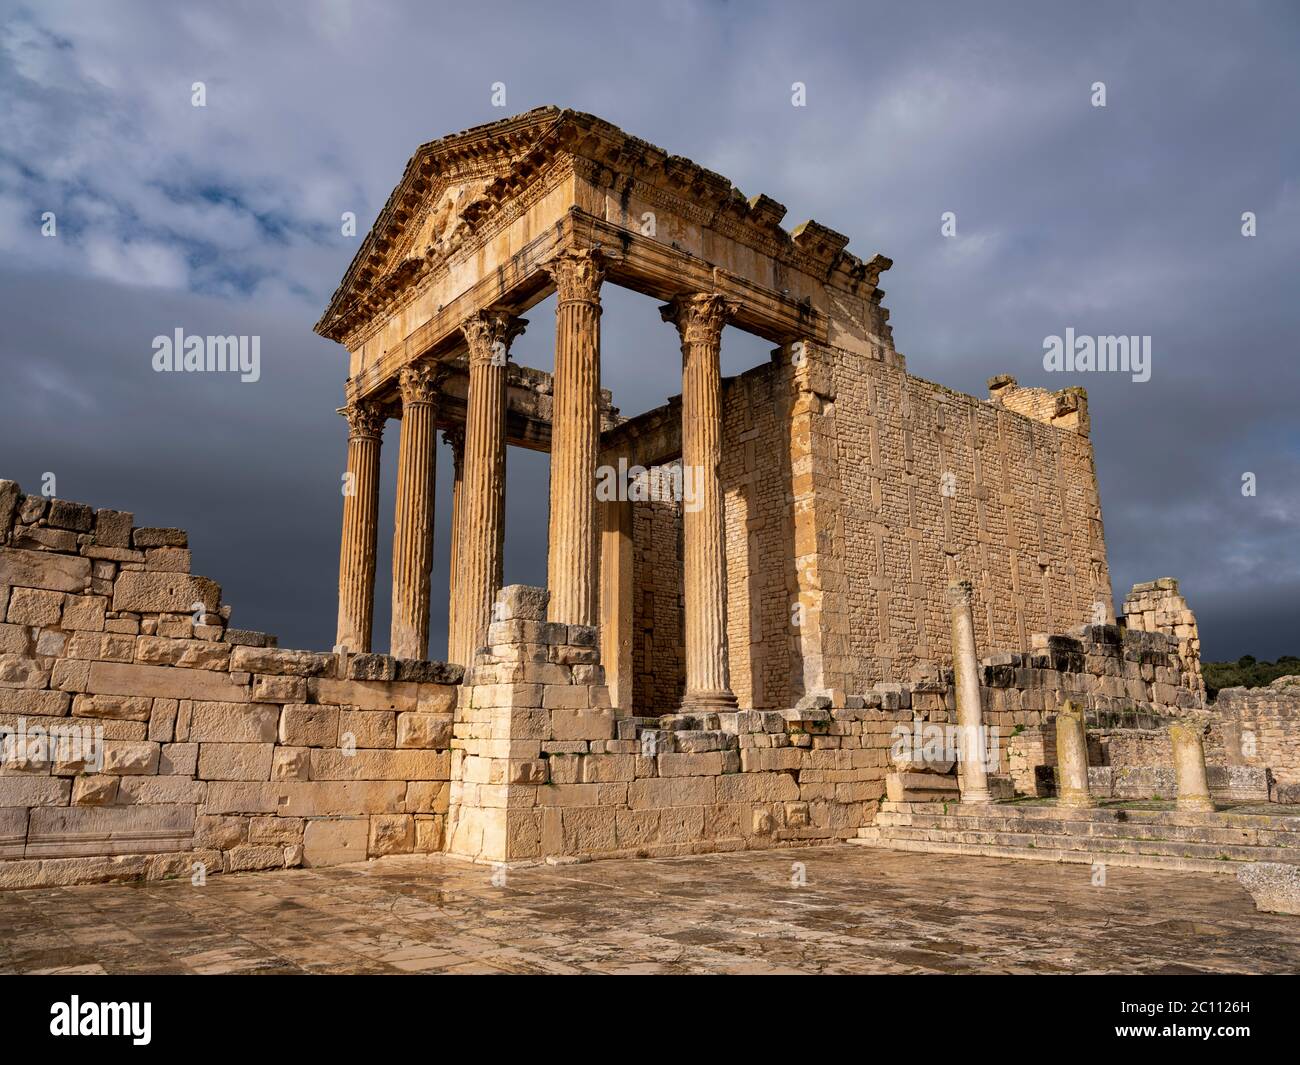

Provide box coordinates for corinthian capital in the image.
[460,309,527,367]
[660,292,736,348]
[397,362,442,406]
[339,400,386,440]
[544,248,606,305]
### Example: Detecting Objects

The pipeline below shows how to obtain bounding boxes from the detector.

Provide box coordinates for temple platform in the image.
[851,798,1300,875]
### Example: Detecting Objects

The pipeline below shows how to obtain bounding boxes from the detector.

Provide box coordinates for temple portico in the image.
[316,107,1110,719]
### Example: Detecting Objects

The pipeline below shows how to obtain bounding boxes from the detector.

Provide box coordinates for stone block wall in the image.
[0,481,460,889]
[631,488,684,714]
[1212,677,1300,798]
[1080,728,1269,803]
[648,345,1119,710]
[1122,578,1204,694]
[447,585,907,863]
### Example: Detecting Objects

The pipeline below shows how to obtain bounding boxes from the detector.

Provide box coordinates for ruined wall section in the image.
[822,346,1112,692]
[0,482,459,890]
[1122,578,1205,694]
[1213,677,1300,798]
[630,486,684,715]
[719,363,802,711]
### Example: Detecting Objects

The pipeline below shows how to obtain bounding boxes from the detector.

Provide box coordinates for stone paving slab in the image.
[1,845,1299,974]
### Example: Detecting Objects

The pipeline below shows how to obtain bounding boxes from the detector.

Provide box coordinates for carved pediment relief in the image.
[387,177,495,275]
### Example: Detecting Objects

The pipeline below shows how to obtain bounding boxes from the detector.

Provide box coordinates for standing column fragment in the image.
[335,401,385,654]
[661,292,737,711]
[452,310,525,664]
[544,249,604,626]
[390,363,441,660]
[948,580,992,803]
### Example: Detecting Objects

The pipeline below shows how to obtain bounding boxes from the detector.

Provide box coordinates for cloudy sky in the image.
[1,0,1296,663]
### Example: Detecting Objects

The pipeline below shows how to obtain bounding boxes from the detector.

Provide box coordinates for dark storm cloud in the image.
[1,0,1296,661]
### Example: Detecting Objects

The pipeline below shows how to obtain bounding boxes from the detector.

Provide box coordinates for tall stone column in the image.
[389,363,441,660]
[543,249,604,626]
[948,580,991,803]
[1170,720,1215,811]
[661,293,737,711]
[335,400,385,654]
[451,310,525,664]
[1055,701,1093,808]
[443,427,464,662]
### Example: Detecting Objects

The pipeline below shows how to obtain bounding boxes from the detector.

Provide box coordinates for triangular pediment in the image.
[316,107,892,345]
[315,107,563,340]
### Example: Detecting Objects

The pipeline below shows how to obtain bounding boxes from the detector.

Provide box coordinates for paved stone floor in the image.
[2,845,1298,974]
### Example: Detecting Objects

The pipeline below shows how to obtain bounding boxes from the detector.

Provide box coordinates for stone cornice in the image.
[315,108,892,349]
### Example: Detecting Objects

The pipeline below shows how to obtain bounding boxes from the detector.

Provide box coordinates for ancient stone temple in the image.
[4,109,1299,893]
[314,106,1112,708]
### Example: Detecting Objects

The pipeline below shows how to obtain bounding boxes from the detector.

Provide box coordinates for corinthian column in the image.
[661,293,737,711]
[451,310,525,664]
[390,363,441,660]
[442,426,465,661]
[543,249,604,626]
[335,400,385,654]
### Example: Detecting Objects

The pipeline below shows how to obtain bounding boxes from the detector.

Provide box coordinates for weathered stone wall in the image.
[447,585,902,862]
[700,347,1113,707]
[631,487,684,714]
[822,347,1111,693]
[0,482,459,890]
[721,363,799,710]
[1080,728,1268,803]
[1122,578,1205,694]
[1212,677,1300,798]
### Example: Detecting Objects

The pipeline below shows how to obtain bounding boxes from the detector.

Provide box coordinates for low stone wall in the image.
[1212,677,1300,799]
[446,585,905,863]
[3,478,1262,886]
[0,481,459,889]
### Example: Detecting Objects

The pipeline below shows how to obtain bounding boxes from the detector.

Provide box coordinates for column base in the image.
[959,790,993,805]
[1057,790,1095,809]
[679,689,738,712]
[1176,795,1216,812]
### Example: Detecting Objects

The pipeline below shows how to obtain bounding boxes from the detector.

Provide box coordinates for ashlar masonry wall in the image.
[628,345,1113,710]
[1213,677,1300,799]
[0,481,459,890]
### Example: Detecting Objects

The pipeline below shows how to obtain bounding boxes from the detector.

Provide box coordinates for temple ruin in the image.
[1,109,1297,904]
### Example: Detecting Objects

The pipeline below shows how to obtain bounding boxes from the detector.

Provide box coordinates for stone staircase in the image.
[851,800,1300,874]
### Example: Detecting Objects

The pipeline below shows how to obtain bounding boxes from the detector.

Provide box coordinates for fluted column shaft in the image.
[390,364,440,660]
[336,401,385,653]
[544,250,604,626]
[443,427,465,661]
[662,293,737,710]
[452,311,525,663]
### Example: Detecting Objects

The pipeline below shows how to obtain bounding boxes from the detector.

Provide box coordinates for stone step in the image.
[871,824,1300,865]
[879,800,1300,833]
[848,833,1242,875]
[874,811,1300,848]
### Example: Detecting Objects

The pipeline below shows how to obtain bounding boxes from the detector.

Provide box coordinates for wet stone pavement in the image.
[2,845,1298,975]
